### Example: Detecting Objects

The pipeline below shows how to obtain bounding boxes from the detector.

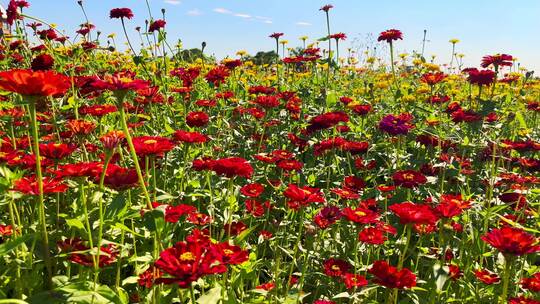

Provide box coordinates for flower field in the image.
[0,1,539,304]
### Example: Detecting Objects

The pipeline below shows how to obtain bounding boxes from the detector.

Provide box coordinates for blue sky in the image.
[14,0,540,71]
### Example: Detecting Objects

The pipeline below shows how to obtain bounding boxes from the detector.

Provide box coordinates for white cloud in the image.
[296,21,312,26]
[187,9,202,16]
[234,13,251,19]
[164,0,181,5]
[213,7,232,14]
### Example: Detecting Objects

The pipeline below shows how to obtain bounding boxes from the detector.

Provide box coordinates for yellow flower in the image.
[366,57,376,64]
[280,40,288,45]
[398,53,408,59]
[416,86,430,94]
[236,50,247,56]
[299,36,308,41]
[375,81,389,89]
[412,59,423,66]
[50,23,57,28]
[402,95,416,103]
[108,33,116,39]
[423,63,440,72]
[449,39,460,44]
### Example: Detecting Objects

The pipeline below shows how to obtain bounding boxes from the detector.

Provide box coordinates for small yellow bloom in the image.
[402,95,416,103]
[449,39,460,44]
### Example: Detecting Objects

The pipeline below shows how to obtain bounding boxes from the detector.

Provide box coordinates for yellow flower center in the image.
[180,252,195,262]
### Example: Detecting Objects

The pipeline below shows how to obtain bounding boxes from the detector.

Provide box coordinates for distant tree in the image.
[246,51,279,65]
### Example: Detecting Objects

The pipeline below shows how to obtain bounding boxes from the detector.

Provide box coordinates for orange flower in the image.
[0,69,70,97]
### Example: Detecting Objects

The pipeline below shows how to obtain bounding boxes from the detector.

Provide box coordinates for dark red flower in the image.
[149,19,166,32]
[109,8,134,19]
[307,111,349,133]
[508,296,540,304]
[269,32,284,39]
[313,206,342,229]
[392,170,427,188]
[378,29,403,43]
[31,54,55,71]
[368,260,416,289]
[205,65,230,87]
[319,4,333,12]
[481,227,540,256]
[465,68,495,86]
[521,273,540,292]
[481,54,513,68]
[186,111,209,127]
[102,165,139,190]
[323,258,351,277]
[379,113,414,136]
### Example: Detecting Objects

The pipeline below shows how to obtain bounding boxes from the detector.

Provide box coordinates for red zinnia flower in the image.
[465,68,495,86]
[343,273,368,289]
[0,69,70,97]
[508,296,540,304]
[378,29,403,43]
[359,227,387,245]
[342,207,379,224]
[481,54,513,68]
[319,4,334,12]
[474,268,500,285]
[173,130,207,144]
[369,260,416,289]
[283,184,325,210]
[102,165,139,190]
[269,32,284,39]
[313,206,342,229]
[31,54,55,71]
[420,72,447,85]
[186,111,209,127]
[109,8,134,19]
[481,227,540,256]
[392,170,427,188]
[132,136,175,157]
[212,157,253,178]
[149,19,166,32]
[240,183,264,198]
[521,273,540,292]
[205,65,230,87]
[323,258,352,277]
[39,142,77,160]
[378,113,414,136]
[389,202,438,225]
[13,175,68,195]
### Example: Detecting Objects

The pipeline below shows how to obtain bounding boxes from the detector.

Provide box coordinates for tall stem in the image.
[28,101,53,289]
[118,103,153,209]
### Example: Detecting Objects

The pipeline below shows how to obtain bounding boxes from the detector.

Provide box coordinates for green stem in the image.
[28,101,53,290]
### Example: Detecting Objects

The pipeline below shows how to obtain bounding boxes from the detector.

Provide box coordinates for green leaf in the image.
[196,285,222,304]
[0,233,35,256]
[114,222,143,237]
[326,91,338,108]
[65,218,86,232]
